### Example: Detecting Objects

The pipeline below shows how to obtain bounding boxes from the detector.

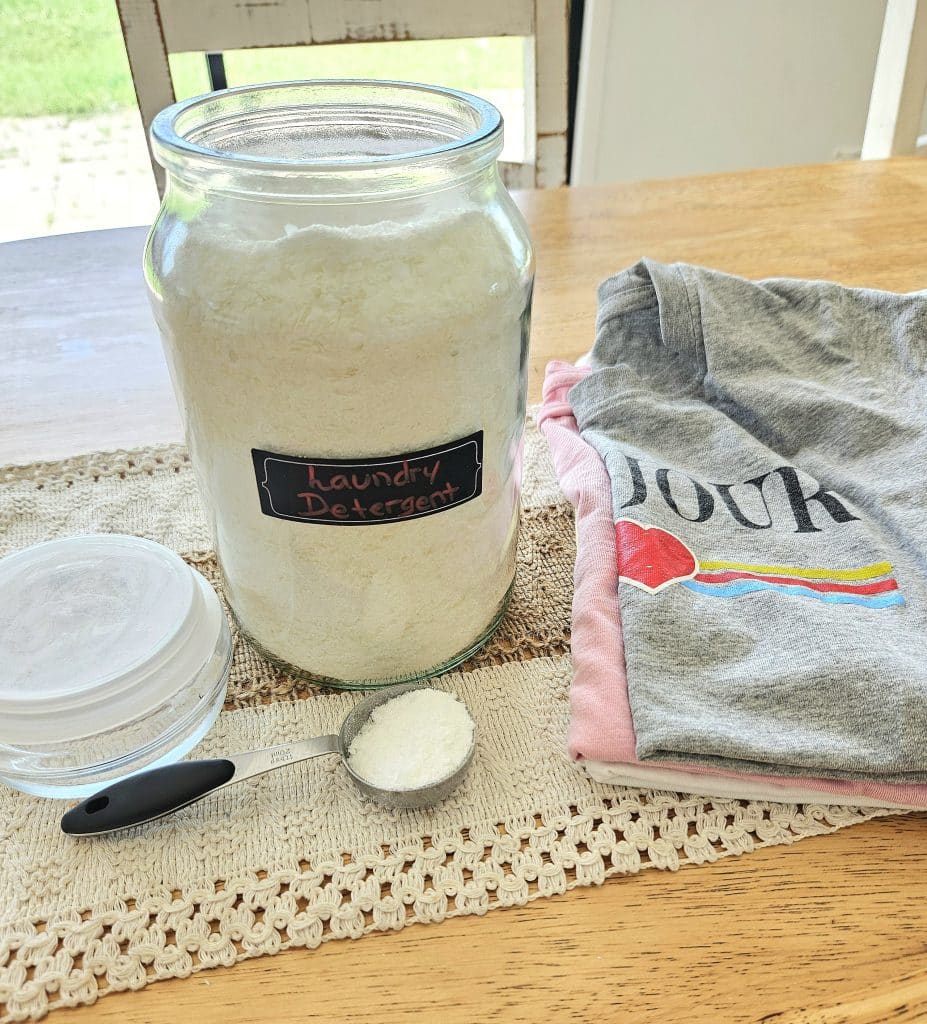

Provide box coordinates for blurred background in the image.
[0,0,922,242]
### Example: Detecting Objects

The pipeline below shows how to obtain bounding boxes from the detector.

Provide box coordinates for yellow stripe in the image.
[698,560,894,581]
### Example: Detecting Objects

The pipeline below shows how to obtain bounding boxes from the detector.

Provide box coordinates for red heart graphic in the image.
[615,519,698,594]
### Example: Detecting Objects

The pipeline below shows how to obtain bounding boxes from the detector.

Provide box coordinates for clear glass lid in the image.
[0,535,223,743]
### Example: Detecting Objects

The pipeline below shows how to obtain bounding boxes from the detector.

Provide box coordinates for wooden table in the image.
[3,158,927,1023]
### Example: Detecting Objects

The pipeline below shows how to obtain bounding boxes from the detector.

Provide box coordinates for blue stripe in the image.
[682,578,905,608]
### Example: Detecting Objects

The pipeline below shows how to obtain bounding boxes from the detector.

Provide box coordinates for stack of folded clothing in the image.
[538,259,927,809]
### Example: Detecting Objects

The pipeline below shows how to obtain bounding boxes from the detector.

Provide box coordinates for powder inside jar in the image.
[346,688,475,791]
[155,208,528,682]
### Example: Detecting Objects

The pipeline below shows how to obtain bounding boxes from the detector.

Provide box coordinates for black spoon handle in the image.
[61,758,236,836]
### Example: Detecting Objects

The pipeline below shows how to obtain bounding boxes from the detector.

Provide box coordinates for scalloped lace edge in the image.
[0,445,192,487]
[0,797,891,1022]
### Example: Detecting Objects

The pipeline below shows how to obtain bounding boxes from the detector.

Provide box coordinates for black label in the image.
[252,431,483,526]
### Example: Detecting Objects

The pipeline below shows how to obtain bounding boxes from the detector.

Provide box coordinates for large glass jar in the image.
[145,81,533,688]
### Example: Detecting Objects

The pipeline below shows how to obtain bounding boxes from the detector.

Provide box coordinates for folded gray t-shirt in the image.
[569,259,927,781]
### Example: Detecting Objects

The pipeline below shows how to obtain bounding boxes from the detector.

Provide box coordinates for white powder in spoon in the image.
[346,688,475,791]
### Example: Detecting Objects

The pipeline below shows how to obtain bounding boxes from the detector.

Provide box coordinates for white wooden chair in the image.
[862,0,927,158]
[116,0,569,194]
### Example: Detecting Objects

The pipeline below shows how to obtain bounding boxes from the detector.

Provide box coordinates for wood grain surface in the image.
[3,158,927,1023]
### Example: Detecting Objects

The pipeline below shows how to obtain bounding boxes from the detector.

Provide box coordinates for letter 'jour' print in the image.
[613,455,904,609]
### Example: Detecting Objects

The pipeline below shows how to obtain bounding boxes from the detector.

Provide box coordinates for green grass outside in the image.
[0,0,523,118]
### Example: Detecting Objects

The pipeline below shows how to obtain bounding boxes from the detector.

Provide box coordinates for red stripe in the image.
[693,571,898,595]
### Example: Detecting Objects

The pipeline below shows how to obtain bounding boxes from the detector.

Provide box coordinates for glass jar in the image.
[145,81,533,688]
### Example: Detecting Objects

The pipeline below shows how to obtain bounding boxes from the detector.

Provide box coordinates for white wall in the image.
[573,0,914,184]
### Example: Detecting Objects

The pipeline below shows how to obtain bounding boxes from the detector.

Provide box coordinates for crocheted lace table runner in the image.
[0,416,889,1021]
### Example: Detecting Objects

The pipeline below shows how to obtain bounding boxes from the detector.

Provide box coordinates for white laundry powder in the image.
[151,206,528,682]
[346,688,475,790]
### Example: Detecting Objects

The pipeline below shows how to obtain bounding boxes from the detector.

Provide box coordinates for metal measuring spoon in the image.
[60,682,476,836]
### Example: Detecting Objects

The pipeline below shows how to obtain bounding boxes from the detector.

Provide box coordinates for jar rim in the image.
[151,79,503,176]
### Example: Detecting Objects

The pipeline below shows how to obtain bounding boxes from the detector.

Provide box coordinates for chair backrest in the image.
[116,0,569,194]
[862,0,927,158]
